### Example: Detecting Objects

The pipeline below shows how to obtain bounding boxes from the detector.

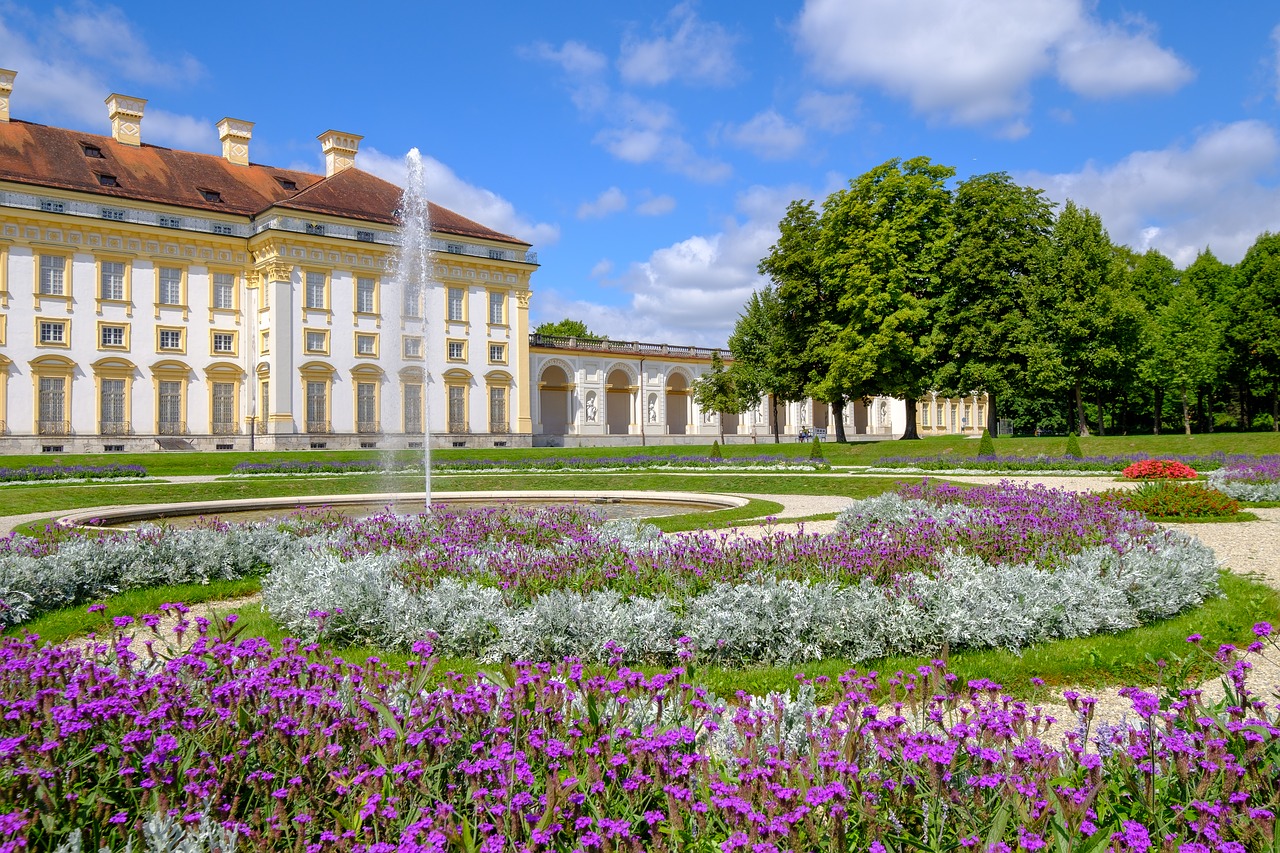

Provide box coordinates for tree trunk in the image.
[1095,391,1106,436]
[771,394,780,444]
[987,392,998,435]
[1074,382,1090,436]
[1153,386,1163,435]
[1182,386,1192,436]
[1272,381,1278,432]
[1205,391,1214,433]
[833,398,847,443]
[899,400,921,440]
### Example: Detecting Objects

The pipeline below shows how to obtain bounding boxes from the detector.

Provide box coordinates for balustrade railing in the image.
[157,421,188,436]
[529,333,724,359]
[306,420,332,434]
[448,419,468,434]
[211,422,240,435]
[100,421,132,436]
[489,421,510,434]
[356,420,382,434]
[38,420,71,436]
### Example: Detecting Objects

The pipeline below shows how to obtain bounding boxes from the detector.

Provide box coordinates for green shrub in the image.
[709,440,723,460]
[1065,432,1082,458]
[977,429,995,457]
[809,436,825,462]
[1102,481,1241,519]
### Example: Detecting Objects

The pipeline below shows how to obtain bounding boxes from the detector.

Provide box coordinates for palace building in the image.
[0,70,984,454]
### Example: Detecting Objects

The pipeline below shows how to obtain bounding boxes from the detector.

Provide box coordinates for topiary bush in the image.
[1064,432,1082,459]
[977,429,995,457]
[709,440,723,460]
[809,436,825,462]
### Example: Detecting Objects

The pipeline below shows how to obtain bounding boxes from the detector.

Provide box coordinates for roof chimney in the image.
[318,130,362,177]
[105,93,146,146]
[0,69,15,123]
[217,117,254,166]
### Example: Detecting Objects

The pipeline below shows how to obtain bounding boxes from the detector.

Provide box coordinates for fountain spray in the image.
[397,149,433,508]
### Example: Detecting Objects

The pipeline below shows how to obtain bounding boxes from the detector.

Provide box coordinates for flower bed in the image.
[1121,458,1198,479]
[230,453,827,477]
[0,462,146,484]
[1102,481,1241,519]
[1209,457,1280,501]
[261,482,1218,664]
[2,620,1277,852]
[869,451,1275,474]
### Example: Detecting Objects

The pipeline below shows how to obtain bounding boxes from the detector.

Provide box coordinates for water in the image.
[393,149,434,508]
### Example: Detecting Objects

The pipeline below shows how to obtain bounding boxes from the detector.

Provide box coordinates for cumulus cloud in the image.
[577,187,629,219]
[794,0,1192,129]
[618,2,741,87]
[589,259,614,278]
[635,193,677,216]
[796,91,859,133]
[721,110,807,160]
[1017,121,1280,265]
[356,147,560,247]
[0,4,212,150]
[519,40,608,77]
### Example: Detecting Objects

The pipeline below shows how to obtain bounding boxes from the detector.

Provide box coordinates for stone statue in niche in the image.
[877,399,888,427]
[647,394,658,424]
[584,391,598,423]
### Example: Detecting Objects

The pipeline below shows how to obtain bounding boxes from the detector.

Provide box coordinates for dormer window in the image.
[97,173,119,187]
[274,176,297,191]
[82,144,103,158]
[200,189,222,203]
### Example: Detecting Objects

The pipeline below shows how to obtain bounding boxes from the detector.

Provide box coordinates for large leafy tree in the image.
[725,287,803,443]
[1234,233,1280,430]
[532,318,605,340]
[1128,248,1180,433]
[934,172,1054,434]
[691,351,749,441]
[1027,201,1140,436]
[1144,284,1226,435]
[758,200,855,441]
[821,156,955,440]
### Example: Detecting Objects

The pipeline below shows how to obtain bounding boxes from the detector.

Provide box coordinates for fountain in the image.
[395,149,433,507]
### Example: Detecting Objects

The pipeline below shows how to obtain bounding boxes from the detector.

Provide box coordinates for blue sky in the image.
[3,1,1280,346]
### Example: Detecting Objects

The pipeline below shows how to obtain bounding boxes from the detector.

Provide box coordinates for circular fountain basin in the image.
[56,490,748,531]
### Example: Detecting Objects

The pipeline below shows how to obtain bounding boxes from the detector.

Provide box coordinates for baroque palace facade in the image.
[0,71,984,454]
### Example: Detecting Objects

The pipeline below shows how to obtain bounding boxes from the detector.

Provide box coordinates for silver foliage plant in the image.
[1207,470,1280,501]
[0,525,295,631]
[261,495,1219,665]
[55,809,237,853]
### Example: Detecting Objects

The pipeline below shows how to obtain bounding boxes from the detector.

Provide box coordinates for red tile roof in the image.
[0,119,527,247]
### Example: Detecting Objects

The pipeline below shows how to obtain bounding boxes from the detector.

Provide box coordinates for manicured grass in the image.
[1153,512,1259,524]
[7,577,263,644]
[649,498,785,532]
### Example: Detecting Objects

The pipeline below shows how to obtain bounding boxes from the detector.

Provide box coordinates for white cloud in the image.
[356,147,560,247]
[566,183,811,346]
[0,4,213,150]
[589,259,614,278]
[1055,22,1193,97]
[618,3,741,87]
[1273,25,1280,101]
[635,194,677,216]
[1017,121,1280,265]
[577,187,628,219]
[518,40,607,77]
[794,0,1192,129]
[721,110,807,160]
[796,91,859,133]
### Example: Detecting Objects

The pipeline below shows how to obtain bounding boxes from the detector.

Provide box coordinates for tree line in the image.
[694,156,1280,439]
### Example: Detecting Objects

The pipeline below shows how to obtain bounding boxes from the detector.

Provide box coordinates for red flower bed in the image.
[1122,458,1198,480]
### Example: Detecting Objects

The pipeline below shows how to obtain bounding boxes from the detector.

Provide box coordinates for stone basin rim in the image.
[56,490,750,530]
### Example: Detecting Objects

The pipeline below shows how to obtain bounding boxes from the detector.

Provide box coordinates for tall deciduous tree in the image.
[691,351,746,441]
[821,156,955,440]
[726,287,802,443]
[532,318,605,340]
[1145,285,1225,435]
[934,172,1054,434]
[1235,233,1280,430]
[1128,248,1180,434]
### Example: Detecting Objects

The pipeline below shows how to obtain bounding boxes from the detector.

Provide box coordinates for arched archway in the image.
[665,370,689,435]
[605,368,632,435]
[538,364,571,435]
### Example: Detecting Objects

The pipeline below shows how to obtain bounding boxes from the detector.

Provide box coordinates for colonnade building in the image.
[0,72,986,454]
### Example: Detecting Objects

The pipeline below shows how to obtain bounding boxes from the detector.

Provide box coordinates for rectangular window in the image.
[306,381,327,431]
[101,207,125,221]
[487,248,505,260]
[448,385,466,432]
[305,331,327,353]
[488,291,504,325]
[402,285,421,318]
[356,277,376,313]
[100,325,125,348]
[356,334,376,356]
[158,267,182,305]
[977,404,985,426]
[100,379,125,432]
[213,332,234,353]
[921,401,930,427]
[488,343,505,363]
[357,382,377,427]
[403,336,422,359]
[936,402,944,426]
[356,230,376,243]
[489,386,507,432]
[950,404,958,431]
[211,223,234,236]
[212,273,235,309]
[260,331,270,353]
[260,381,269,428]
[212,382,235,429]
[100,261,125,300]
[158,215,182,229]
[39,321,66,344]
[447,287,464,321]
[305,271,326,309]
[446,242,463,254]
[39,377,66,429]
[40,199,65,213]
[39,255,65,296]
[447,340,464,360]
[403,383,423,433]
[159,329,183,350]
[158,381,182,431]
